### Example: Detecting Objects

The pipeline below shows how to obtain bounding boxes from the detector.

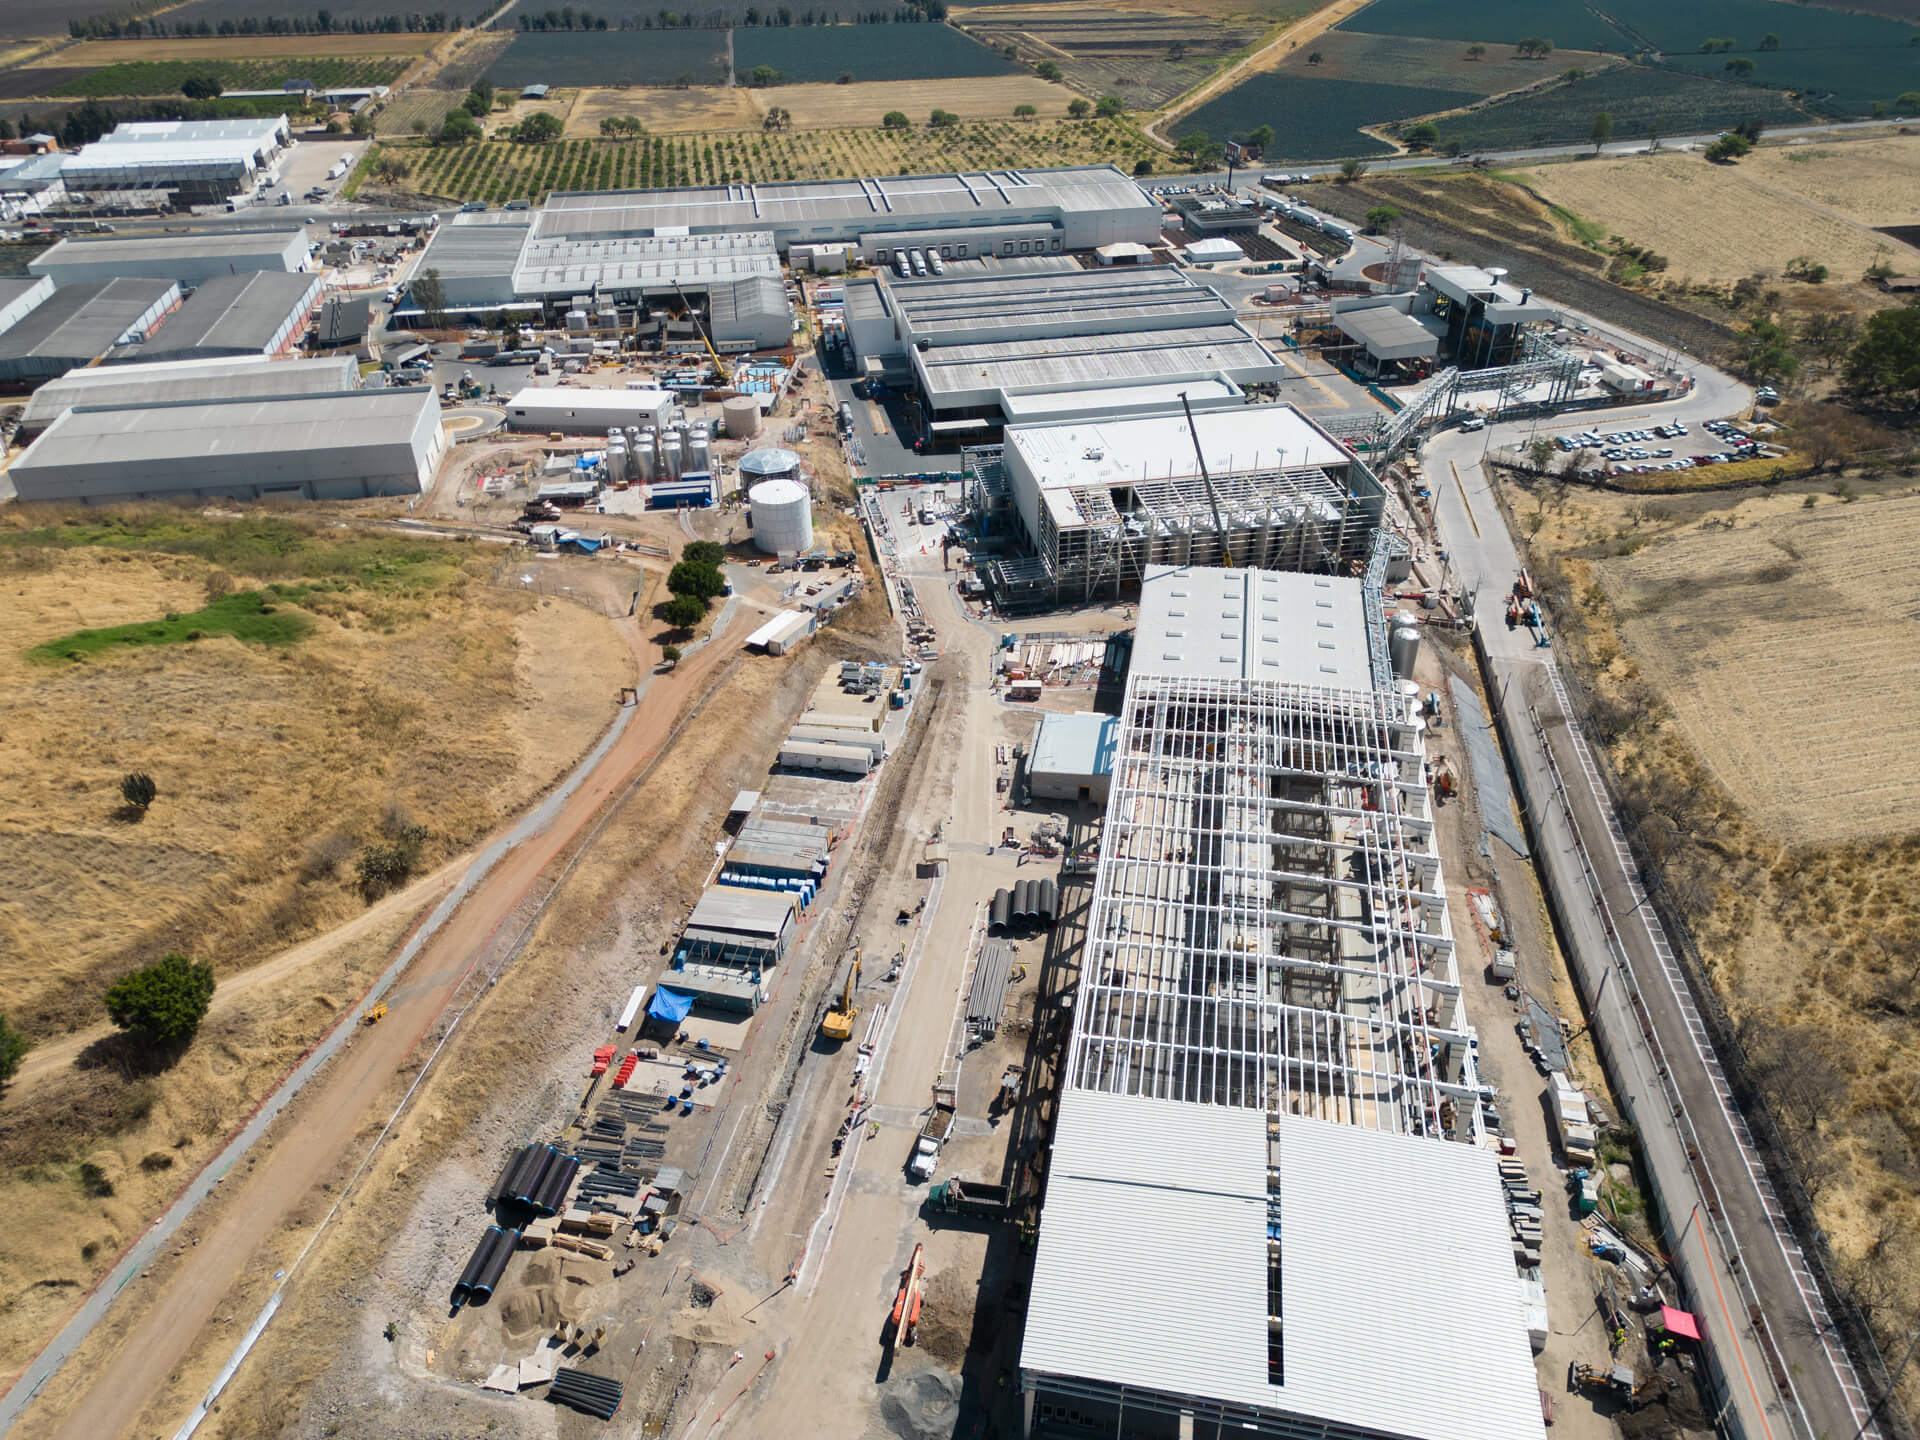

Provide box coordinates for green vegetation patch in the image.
[1336,0,1623,53]
[49,54,414,97]
[0,514,466,592]
[1185,74,1479,163]
[29,589,311,662]
[733,23,1017,84]
[1434,65,1808,150]
[485,29,729,88]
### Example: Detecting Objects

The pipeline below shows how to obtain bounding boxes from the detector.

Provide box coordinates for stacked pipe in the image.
[451,1224,504,1306]
[489,1144,543,1208]
[549,1368,622,1420]
[1038,877,1058,927]
[471,1227,519,1302]
[1014,879,1034,926]
[989,888,1011,934]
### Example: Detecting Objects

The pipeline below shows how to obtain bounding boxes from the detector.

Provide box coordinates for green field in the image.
[486,30,729,88]
[1434,64,1810,149]
[733,23,1017,83]
[1185,75,1480,162]
[1339,0,1919,111]
[29,590,311,663]
[1280,31,1616,95]
[49,55,413,98]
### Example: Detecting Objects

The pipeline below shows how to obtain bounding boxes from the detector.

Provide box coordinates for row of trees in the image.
[545,4,944,27]
[662,541,729,633]
[72,9,465,37]
[1737,297,1920,409]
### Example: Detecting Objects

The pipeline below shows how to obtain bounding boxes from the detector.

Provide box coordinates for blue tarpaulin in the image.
[648,986,694,1024]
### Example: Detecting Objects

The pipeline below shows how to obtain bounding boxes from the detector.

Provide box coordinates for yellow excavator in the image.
[821,954,861,1042]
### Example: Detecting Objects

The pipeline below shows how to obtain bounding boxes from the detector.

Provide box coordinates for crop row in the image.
[48,54,413,97]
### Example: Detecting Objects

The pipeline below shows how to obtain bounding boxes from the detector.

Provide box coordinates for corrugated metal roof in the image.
[1022,1093,1544,1440]
[0,277,176,363]
[1333,304,1438,361]
[134,270,320,359]
[415,212,535,282]
[21,353,356,433]
[1133,568,1373,688]
[14,388,433,467]
[30,230,301,269]
[512,230,779,296]
[686,885,794,939]
[916,321,1281,396]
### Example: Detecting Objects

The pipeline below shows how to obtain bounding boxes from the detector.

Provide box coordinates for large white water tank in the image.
[722,395,761,440]
[750,477,813,555]
[740,447,802,483]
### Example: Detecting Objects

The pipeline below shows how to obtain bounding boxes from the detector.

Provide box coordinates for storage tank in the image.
[606,445,625,485]
[749,476,813,555]
[722,394,761,440]
[1390,622,1421,681]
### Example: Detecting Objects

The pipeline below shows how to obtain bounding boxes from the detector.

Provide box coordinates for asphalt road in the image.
[1422,332,1884,1440]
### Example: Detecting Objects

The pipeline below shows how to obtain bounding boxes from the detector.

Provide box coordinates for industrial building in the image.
[307,294,372,350]
[128,270,322,363]
[672,885,796,974]
[0,277,179,386]
[9,387,444,504]
[845,265,1286,426]
[0,274,53,336]
[29,227,308,287]
[1422,263,1557,368]
[504,386,674,433]
[534,165,1160,258]
[1019,565,1544,1440]
[1026,711,1119,805]
[972,406,1386,609]
[57,116,291,207]
[407,210,537,312]
[19,352,358,438]
[510,229,780,303]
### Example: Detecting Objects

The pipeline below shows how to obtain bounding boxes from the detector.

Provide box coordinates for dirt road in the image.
[1151,0,1375,139]
[27,607,750,1440]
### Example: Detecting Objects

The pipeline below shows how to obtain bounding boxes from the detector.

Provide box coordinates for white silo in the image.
[750,477,813,555]
[722,395,760,440]
[606,445,626,485]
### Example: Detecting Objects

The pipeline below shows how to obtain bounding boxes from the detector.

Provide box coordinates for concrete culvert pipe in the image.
[1015,878,1035,926]
[990,888,1011,933]
[1039,878,1058,927]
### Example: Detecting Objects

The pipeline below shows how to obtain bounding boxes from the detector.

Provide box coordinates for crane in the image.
[821,952,861,1042]
[671,280,730,385]
[1178,390,1234,568]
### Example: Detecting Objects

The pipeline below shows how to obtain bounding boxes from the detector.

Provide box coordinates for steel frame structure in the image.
[1066,674,1478,1139]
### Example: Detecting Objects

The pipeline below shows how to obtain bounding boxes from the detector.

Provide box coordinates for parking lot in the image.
[1515,413,1780,478]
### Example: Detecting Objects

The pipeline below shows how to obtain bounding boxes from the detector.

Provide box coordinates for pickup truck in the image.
[907,1085,956,1181]
[925,1177,1014,1219]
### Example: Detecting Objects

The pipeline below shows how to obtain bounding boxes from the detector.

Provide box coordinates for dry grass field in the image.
[565,84,762,137]
[39,33,440,63]
[1518,144,1920,287]
[1595,494,1920,844]
[758,73,1073,125]
[1742,135,1920,229]
[0,514,638,1379]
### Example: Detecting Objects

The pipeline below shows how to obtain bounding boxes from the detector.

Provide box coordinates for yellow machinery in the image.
[821,955,861,1042]
[364,1003,388,1026]
[671,281,730,385]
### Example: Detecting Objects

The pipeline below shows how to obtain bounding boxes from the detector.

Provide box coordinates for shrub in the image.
[0,1013,29,1088]
[1034,60,1061,81]
[104,953,215,1053]
[120,771,157,812]
[79,1161,114,1197]
[356,824,426,899]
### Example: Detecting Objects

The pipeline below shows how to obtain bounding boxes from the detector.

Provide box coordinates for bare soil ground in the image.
[565,82,761,136]
[0,527,634,1391]
[757,73,1074,126]
[37,34,439,62]
[1517,144,1920,289]
[1513,471,1920,1429]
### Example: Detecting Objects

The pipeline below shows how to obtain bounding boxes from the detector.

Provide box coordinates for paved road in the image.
[1422,353,1884,1440]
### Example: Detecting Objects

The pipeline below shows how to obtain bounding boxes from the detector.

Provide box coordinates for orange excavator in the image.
[888,1243,925,1352]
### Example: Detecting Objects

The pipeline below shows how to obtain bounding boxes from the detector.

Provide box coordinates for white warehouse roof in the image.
[1009,406,1349,494]
[1030,711,1118,781]
[1134,567,1374,688]
[1021,1090,1545,1440]
[20,353,357,436]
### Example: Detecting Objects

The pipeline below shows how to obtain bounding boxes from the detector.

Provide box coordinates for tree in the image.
[930,108,959,126]
[1726,56,1756,75]
[1176,130,1220,168]
[350,109,374,136]
[1591,110,1613,151]
[439,107,481,144]
[1899,92,1920,113]
[1067,98,1091,118]
[1845,301,1920,408]
[1737,314,1798,381]
[1527,435,1556,474]
[180,74,223,100]
[1563,66,1586,82]
[836,71,853,84]
[1306,49,1323,64]
[1095,93,1124,118]
[1365,205,1399,231]
[667,558,726,600]
[1337,157,1370,181]
[746,64,782,86]
[1516,36,1553,58]
[760,106,790,131]
[462,89,490,117]
[120,771,157,813]
[372,152,411,184]
[1759,31,1781,49]
[513,111,563,142]
[1034,59,1061,81]
[602,114,646,137]
[1704,131,1752,162]
[1247,124,1273,152]
[1403,120,1438,149]
[1133,157,1154,176]
[1466,42,1486,60]
[356,822,426,898]
[683,540,726,567]
[0,1013,29,1088]
[662,594,707,630]
[104,953,215,1053]
[469,79,494,111]
[882,110,911,129]
[1013,103,1037,118]
[410,267,446,325]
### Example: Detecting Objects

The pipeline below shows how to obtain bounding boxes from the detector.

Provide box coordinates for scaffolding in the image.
[1065,673,1478,1140]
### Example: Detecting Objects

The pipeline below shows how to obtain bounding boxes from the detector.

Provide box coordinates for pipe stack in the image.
[549,1368,623,1419]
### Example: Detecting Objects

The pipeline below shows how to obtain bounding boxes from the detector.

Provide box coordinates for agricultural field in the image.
[0,1,116,40]
[1184,74,1479,160]
[151,0,462,26]
[395,115,1156,200]
[1517,145,1920,288]
[564,84,761,136]
[1334,0,1625,52]
[366,85,468,137]
[733,22,1016,83]
[757,73,1072,125]
[1742,136,1920,230]
[45,54,414,97]
[954,5,1261,109]
[485,28,728,88]
[1281,31,1614,96]
[1433,64,1810,150]
[51,33,440,61]
[0,65,88,99]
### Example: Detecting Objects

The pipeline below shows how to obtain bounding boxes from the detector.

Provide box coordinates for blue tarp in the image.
[648,986,694,1024]
[559,536,603,553]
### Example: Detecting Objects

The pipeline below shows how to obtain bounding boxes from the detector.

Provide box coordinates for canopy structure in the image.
[1659,1306,1701,1342]
[647,986,695,1024]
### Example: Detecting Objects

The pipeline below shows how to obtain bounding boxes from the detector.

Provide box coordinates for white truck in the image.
[908,1085,956,1181]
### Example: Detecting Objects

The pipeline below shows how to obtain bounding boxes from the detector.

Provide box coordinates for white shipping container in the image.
[616,983,647,1030]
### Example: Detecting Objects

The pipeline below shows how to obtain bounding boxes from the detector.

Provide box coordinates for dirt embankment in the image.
[1311,174,1738,358]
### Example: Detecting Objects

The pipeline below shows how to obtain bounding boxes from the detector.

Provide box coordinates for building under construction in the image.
[1017,567,1545,1440]
[971,405,1386,611]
